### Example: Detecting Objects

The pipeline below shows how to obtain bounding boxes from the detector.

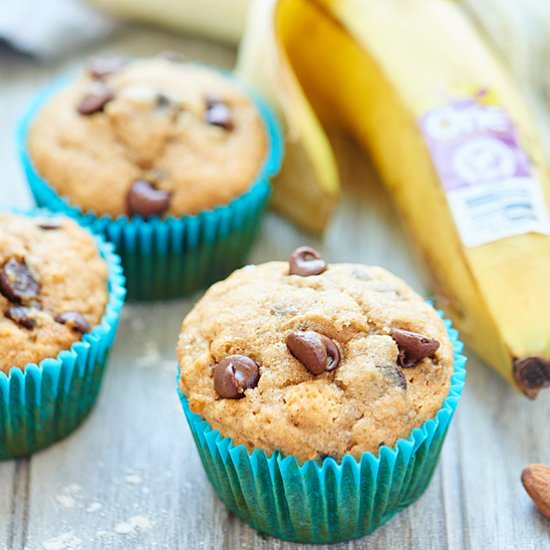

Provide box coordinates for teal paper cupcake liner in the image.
[0,211,126,459]
[17,70,284,301]
[177,311,466,544]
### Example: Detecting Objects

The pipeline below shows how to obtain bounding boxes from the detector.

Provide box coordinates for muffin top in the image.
[27,57,268,218]
[0,213,108,374]
[177,248,454,462]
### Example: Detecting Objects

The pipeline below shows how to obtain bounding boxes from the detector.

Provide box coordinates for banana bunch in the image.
[237,0,550,397]
[89,0,550,396]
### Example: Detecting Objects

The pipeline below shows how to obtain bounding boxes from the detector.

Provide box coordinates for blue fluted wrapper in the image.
[177,312,466,544]
[0,211,126,459]
[17,70,283,301]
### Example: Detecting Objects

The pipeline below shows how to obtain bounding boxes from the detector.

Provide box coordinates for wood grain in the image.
[1,25,550,550]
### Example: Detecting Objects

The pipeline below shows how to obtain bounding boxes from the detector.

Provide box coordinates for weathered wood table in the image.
[1,26,549,550]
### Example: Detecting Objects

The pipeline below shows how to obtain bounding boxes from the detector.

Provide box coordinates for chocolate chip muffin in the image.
[177,247,454,462]
[0,212,108,373]
[27,57,268,218]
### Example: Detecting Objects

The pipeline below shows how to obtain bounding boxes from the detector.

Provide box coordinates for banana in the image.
[269,0,550,397]
[237,0,340,233]
[90,0,550,395]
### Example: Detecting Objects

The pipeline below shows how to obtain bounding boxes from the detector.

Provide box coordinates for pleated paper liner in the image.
[0,211,126,459]
[17,70,283,301]
[177,312,466,544]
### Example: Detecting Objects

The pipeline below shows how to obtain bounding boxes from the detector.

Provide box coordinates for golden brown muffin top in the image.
[177,251,454,462]
[28,57,268,218]
[0,213,108,373]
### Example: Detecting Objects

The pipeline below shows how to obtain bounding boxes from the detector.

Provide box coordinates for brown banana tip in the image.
[513,357,550,400]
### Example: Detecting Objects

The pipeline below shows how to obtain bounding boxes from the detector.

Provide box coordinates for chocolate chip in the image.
[155,92,173,109]
[318,452,333,461]
[88,57,126,80]
[55,311,91,334]
[77,83,114,115]
[37,219,62,230]
[204,100,233,130]
[288,246,327,277]
[394,366,407,390]
[0,259,39,304]
[379,364,407,390]
[286,330,341,375]
[391,328,440,369]
[127,180,171,219]
[213,355,260,399]
[513,357,550,399]
[5,306,37,329]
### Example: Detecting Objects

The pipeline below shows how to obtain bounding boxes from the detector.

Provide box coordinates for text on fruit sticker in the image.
[420,96,550,247]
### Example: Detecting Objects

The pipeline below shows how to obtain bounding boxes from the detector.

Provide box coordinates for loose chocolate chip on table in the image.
[5,306,37,330]
[204,98,233,130]
[77,83,114,115]
[0,258,39,304]
[513,357,550,399]
[288,246,327,277]
[88,57,126,80]
[391,328,439,369]
[55,311,91,334]
[286,330,341,375]
[127,180,171,219]
[213,355,260,399]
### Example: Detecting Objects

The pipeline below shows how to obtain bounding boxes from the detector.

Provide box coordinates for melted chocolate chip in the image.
[37,219,62,230]
[127,180,171,219]
[288,246,327,277]
[77,83,114,115]
[286,330,341,375]
[213,355,260,399]
[89,57,126,80]
[378,364,407,390]
[155,92,173,109]
[513,357,550,399]
[55,311,91,334]
[394,366,407,390]
[391,328,440,369]
[5,306,37,329]
[0,259,39,304]
[204,99,233,130]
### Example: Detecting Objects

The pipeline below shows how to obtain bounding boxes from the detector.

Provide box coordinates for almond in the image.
[521,464,550,518]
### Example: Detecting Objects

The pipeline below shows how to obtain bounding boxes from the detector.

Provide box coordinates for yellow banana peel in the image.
[237,0,340,234]
[239,0,550,397]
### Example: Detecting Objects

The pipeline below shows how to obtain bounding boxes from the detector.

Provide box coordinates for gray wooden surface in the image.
[1,26,550,550]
